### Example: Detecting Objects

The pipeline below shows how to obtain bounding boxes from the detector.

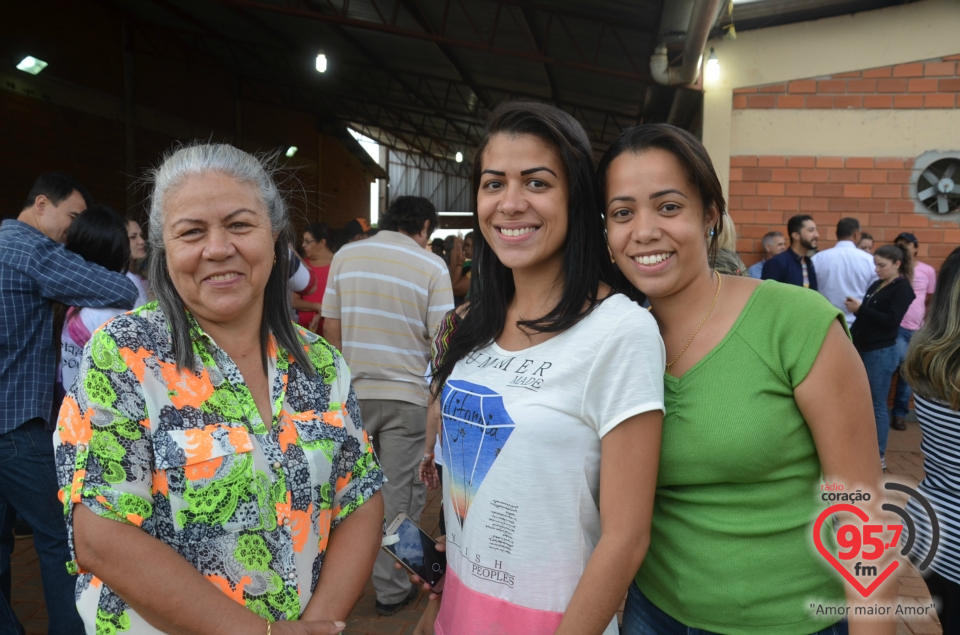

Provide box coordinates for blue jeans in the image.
[0,419,84,634]
[859,345,900,457]
[892,327,916,419]
[622,584,848,635]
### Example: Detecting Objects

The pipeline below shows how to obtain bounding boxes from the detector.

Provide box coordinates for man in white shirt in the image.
[811,217,877,324]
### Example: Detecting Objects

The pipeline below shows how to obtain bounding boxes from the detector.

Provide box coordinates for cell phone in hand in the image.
[382,513,446,590]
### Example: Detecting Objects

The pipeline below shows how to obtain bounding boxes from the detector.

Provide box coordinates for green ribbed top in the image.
[635,281,846,634]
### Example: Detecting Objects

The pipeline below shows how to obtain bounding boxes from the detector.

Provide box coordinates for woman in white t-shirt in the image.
[409,101,665,635]
[57,206,141,402]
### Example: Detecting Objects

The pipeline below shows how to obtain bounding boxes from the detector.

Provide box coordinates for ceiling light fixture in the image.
[285,146,298,158]
[17,55,48,75]
[316,53,327,73]
[455,151,463,163]
[705,48,720,83]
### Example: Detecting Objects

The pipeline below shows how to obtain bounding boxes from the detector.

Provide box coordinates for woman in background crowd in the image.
[600,123,891,635]
[858,232,875,253]
[845,244,915,471]
[412,101,665,635]
[295,222,336,333]
[55,143,384,635]
[126,217,150,304]
[55,205,137,414]
[902,245,960,632]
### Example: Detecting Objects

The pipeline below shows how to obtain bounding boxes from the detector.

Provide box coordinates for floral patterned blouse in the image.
[54,302,384,635]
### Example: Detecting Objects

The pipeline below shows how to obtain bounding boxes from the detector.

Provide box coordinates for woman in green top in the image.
[599,124,894,635]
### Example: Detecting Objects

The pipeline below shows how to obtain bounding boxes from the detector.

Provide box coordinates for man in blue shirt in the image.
[761,214,820,290]
[747,231,786,279]
[0,173,137,634]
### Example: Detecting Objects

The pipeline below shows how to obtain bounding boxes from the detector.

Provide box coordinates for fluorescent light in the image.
[17,56,48,75]
[455,151,463,163]
[285,146,298,158]
[316,53,327,73]
[705,48,720,83]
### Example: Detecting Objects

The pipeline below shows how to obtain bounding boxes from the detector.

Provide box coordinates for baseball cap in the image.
[344,218,371,241]
[895,232,918,246]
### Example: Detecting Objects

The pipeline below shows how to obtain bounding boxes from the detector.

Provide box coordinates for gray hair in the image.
[145,143,312,374]
[761,231,784,248]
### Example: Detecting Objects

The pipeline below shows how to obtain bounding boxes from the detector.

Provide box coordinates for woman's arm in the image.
[795,321,896,635]
[291,293,323,314]
[73,505,345,635]
[301,492,385,622]
[420,396,441,489]
[554,410,662,635]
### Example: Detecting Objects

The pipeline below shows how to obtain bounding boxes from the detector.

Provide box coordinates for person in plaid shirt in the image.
[0,172,137,635]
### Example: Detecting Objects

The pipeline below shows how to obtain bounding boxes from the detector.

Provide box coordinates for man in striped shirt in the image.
[322,196,453,614]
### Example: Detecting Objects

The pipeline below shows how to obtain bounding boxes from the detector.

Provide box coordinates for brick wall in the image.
[733,55,960,110]
[728,54,960,272]
[729,155,959,271]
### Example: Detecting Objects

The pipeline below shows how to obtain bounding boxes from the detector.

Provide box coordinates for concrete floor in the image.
[9,419,943,634]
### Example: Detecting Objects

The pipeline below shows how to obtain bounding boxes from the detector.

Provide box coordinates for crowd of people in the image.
[0,99,957,635]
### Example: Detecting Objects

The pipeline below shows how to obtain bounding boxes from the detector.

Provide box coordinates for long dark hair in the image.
[55,204,131,365]
[66,205,131,273]
[431,100,632,396]
[597,124,726,262]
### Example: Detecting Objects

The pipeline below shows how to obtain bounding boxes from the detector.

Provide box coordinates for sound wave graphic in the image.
[883,482,940,571]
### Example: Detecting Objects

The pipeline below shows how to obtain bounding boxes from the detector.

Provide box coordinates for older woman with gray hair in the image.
[54,144,384,635]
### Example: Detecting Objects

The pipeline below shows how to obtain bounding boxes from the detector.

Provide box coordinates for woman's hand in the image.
[395,535,446,599]
[308,313,322,333]
[419,455,440,490]
[271,619,346,635]
[844,297,861,314]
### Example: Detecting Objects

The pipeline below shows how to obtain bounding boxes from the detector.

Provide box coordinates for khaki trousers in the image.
[360,399,428,604]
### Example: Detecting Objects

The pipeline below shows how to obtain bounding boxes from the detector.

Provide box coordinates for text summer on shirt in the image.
[435,293,665,635]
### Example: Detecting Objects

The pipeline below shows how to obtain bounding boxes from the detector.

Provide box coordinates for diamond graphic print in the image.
[441,380,516,531]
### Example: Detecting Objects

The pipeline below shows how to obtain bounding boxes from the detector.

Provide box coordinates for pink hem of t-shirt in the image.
[435,568,564,635]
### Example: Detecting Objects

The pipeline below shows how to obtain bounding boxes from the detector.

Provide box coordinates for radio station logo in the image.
[814,482,940,598]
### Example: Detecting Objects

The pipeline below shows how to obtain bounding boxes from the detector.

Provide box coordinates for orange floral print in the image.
[152,470,169,497]
[119,347,152,384]
[289,503,313,554]
[57,396,92,446]
[157,360,214,409]
[321,409,345,428]
[277,416,298,454]
[183,456,223,481]
[206,574,252,605]
[317,508,332,553]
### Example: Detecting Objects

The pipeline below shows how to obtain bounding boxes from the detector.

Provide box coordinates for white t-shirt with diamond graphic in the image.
[436,294,665,635]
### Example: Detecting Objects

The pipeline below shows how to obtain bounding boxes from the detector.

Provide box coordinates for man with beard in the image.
[762,214,820,290]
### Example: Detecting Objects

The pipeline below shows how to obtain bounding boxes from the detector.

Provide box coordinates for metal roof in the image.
[105,0,910,163]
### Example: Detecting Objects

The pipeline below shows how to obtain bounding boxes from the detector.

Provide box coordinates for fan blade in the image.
[922,169,939,185]
[938,194,949,214]
[918,186,937,200]
[944,163,957,179]
[952,183,960,194]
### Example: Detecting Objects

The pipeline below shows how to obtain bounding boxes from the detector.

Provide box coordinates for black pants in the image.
[925,569,959,633]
